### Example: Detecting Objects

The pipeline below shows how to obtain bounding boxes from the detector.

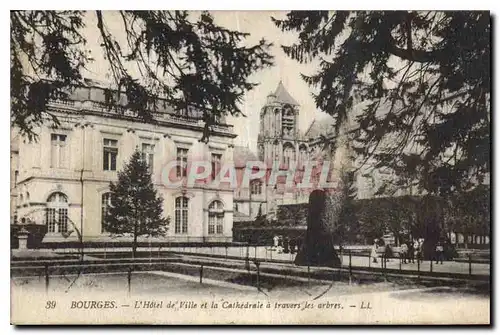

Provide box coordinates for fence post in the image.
[307,265,310,289]
[469,255,472,276]
[200,265,204,284]
[45,264,49,294]
[255,246,257,260]
[368,253,371,268]
[399,254,402,270]
[225,246,228,259]
[349,251,352,284]
[430,258,433,273]
[127,267,132,295]
[256,262,260,291]
[149,240,152,263]
[417,258,420,279]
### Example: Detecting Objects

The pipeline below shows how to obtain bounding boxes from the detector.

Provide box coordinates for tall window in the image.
[176,148,188,178]
[208,200,224,235]
[282,106,295,136]
[274,108,281,136]
[283,144,295,166]
[50,134,67,168]
[251,180,262,195]
[175,197,188,234]
[273,142,280,161]
[46,192,68,233]
[299,145,308,167]
[258,145,264,161]
[103,139,118,171]
[211,153,222,179]
[101,193,112,233]
[141,143,155,172]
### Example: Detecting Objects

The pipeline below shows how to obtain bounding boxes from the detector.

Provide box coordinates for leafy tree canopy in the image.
[11,10,273,142]
[274,11,490,196]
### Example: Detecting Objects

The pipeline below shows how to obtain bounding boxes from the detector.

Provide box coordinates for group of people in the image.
[398,239,424,264]
[272,235,299,254]
[372,238,447,265]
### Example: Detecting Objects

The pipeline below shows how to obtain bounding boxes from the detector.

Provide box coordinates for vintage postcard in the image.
[10,10,490,325]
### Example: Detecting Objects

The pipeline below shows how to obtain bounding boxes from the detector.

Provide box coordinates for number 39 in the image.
[45,301,56,309]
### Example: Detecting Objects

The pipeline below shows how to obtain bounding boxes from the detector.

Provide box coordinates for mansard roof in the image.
[45,82,235,138]
[233,145,259,168]
[305,114,336,139]
[269,81,299,106]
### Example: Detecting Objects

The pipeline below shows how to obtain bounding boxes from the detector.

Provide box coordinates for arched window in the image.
[208,200,224,235]
[267,110,272,135]
[281,106,295,136]
[251,180,262,195]
[46,192,68,233]
[274,108,281,136]
[175,197,189,234]
[273,140,280,161]
[258,145,264,161]
[101,192,112,233]
[299,144,308,166]
[283,143,296,166]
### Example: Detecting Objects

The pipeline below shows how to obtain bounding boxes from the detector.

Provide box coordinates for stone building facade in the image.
[11,83,236,243]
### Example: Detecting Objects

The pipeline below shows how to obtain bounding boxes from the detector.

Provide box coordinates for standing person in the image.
[371,240,378,264]
[277,235,283,253]
[413,239,420,264]
[400,242,408,264]
[435,240,444,264]
[384,244,392,263]
[283,236,290,254]
[289,238,296,254]
[407,240,414,263]
[273,235,279,249]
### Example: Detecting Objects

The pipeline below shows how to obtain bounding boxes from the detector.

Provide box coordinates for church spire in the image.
[272,81,299,106]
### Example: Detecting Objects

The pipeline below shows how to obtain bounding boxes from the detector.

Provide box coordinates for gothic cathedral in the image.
[257,81,309,169]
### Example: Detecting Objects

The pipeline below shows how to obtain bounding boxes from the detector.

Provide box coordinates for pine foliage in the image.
[274,11,490,195]
[104,150,169,247]
[11,11,273,142]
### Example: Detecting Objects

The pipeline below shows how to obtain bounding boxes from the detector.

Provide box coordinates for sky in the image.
[80,11,330,152]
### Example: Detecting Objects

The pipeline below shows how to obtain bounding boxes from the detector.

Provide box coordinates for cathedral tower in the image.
[257,81,308,168]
